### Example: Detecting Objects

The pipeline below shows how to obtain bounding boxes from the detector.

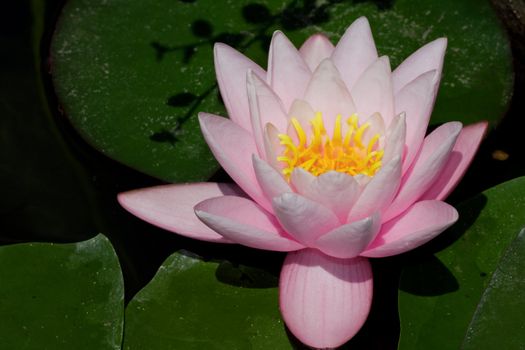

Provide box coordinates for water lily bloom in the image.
[119,17,487,348]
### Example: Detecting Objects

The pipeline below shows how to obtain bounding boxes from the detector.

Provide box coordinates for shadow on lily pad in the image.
[398,254,459,296]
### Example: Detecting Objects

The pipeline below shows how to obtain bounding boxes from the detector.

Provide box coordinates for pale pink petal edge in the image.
[421,121,488,201]
[118,183,242,243]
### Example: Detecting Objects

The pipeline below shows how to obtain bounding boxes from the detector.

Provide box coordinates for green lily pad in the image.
[398,176,525,349]
[0,234,124,350]
[123,252,289,349]
[51,0,512,182]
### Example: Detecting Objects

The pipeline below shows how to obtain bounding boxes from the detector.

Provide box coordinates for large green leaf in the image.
[51,0,512,182]
[123,252,289,349]
[0,234,124,350]
[398,177,525,349]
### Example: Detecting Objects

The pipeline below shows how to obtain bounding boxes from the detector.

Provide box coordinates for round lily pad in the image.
[51,0,512,182]
[0,235,124,350]
[123,252,287,349]
[398,176,525,349]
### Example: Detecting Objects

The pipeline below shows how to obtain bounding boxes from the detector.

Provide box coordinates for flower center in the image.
[277,113,384,179]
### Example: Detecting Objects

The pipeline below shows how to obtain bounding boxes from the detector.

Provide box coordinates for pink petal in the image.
[291,169,360,222]
[362,200,458,257]
[382,112,407,164]
[117,183,243,242]
[351,56,395,125]
[347,155,402,222]
[288,99,316,122]
[263,123,285,171]
[272,193,339,246]
[214,43,266,132]
[303,59,357,135]
[394,70,439,173]
[332,16,378,90]
[361,112,386,146]
[280,249,373,348]
[199,113,271,211]
[392,38,447,95]
[195,196,303,252]
[247,70,288,158]
[383,122,462,222]
[299,33,335,71]
[315,213,381,259]
[267,31,312,110]
[286,99,316,142]
[421,121,488,201]
[252,155,291,200]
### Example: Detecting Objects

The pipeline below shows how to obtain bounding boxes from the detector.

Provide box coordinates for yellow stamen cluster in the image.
[277,112,383,179]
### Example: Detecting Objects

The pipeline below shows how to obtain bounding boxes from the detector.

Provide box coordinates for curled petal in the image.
[273,193,339,246]
[214,43,266,131]
[291,169,360,221]
[351,56,394,125]
[382,112,407,164]
[348,155,402,222]
[384,122,461,222]
[267,31,311,110]
[361,112,386,146]
[362,200,458,257]
[315,212,381,258]
[247,70,288,157]
[299,33,335,71]
[280,249,373,348]
[263,123,285,171]
[118,183,243,242]
[195,196,303,252]
[395,70,440,172]
[199,113,271,211]
[332,16,378,90]
[392,37,447,94]
[421,121,488,201]
[252,155,291,201]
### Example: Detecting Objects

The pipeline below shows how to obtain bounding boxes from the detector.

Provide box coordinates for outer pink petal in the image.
[332,16,378,90]
[267,31,312,110]
[394,70,439,173]
[247,70,288,158]
[280,249,373,348]
[252,155,291,201]
[214,43,266,132]
[272,193,340,246]
[303,59,357,135]
[421,121,488,201]
[195,196,303,252]
[347,155,402,222]
[299,33,335,71]
[362,200,458,257]
[117,183,243,242]
[291,169,360,222]
[350,56,395,125]
[315,212,381,259]
[199,113,271,211]
[392,38,447,95]
[383,122,462,222]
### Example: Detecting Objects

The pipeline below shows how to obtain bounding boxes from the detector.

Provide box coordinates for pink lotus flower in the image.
[119,17,487,348]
